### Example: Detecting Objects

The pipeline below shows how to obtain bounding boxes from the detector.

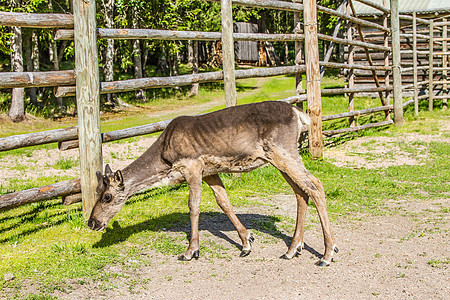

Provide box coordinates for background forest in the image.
[0,0,339,121]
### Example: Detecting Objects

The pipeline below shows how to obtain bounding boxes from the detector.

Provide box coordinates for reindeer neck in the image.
[120,139,182,197]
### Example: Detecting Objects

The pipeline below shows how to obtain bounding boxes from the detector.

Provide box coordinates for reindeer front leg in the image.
[178,160,203,261]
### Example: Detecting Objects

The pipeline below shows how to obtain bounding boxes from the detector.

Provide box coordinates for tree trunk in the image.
[132,7,146,102]
[188,40,194,66]
[103,0,115,105]
[9,25,25,122]
[142,40,148,78]
[189,40,199,96]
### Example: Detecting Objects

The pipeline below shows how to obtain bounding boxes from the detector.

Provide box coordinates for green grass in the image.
[0,74,449,297]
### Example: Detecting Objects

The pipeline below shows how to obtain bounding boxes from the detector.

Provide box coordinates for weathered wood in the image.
[0,70,75,88]
[318,32,390,52]
[347,0,355,127]
[322,85,392,95]
[429,20,434,111]
[434,21,450,27]
[413,11,419,116]
[0,11,73,28]
[323,104,393,121]
[399,14,430,25]
[294,0,305,102]
[443,19,449,107]
[62,193,82,205]
[304,0,323,158]
[390,0,403,126]
[55,28,306,42]
[354,0,390,14]
[0,126,78,152]
[320,61,391,71]
[221,0,237,107]
[323,120,393,136]
[73,0,103,219]
[55,66,306,97]
[0,178,81,211]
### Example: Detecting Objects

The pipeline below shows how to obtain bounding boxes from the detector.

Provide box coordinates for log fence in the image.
[0,0,410,212]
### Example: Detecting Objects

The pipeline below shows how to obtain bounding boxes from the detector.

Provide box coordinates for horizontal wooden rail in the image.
[55,65,306,97]
[55,28,306,42]
[319,61,391,71]
[0,70,75,89]
[399,14,430,25]
[434,21,450,27]
[433,52,450,56]
[323,120,393,136]
[402,66,429,72]
[318,33,390,51]
[0,127,78,152]
[323,104,392,121]
[322,85,392,95]
[0,11,74,28]
[353,0,389,14]
[402,80,429,89]
[433,95,450,99]
[0,178,81,211]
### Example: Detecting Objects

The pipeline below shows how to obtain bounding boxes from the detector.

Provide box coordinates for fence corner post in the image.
[304,0,323,159]
[390,0,403,126]
[73,0,103,219]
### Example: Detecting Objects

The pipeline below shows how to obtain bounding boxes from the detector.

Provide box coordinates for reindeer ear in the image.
[96,171,103,182]
[105,164,113,176]
[114,170,124,186]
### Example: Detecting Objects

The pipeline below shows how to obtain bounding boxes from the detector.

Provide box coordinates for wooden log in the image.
[354,0,390,14]
[434,21,450,27]
[323,104,393,121]
[294,0,305,102]
[322,85,392,95]
[73,0,102,219]
[429,20,434,111]
[413,11,419,116]
[0,11,74,28]
[399,14,430,25]
[221,0,237,107]
[323,120,394,136]
[0,70,75,88]
[62,193,82,205]
[320,61,391,71]
[443,19,449,108]
[318,32,390,51]
[347,1,355,127]
[403,80,429,90]
[0,126,78,152]
[55,65,306,97]
[0,178,81,211]
[304,0,323,158]
[55,28,306,42]
[390,0,403,126]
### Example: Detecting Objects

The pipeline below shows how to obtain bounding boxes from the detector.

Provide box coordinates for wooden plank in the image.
[390,0,403,126]
[0,11,73,28]
[73,0,102,219]
[0,178,81,211]
[220,0,237,107]
[304,0,323,158]
[0,70,75,88]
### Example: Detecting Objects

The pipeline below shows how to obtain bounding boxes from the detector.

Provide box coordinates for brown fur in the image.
[88,101,337,265]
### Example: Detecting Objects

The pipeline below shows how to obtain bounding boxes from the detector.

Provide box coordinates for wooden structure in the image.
[352,0,450,112]
[0,0,407,212]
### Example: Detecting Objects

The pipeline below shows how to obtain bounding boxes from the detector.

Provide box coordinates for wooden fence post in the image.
[429,20,434,111]
[443,19,448,109]
[73,0,103,219]
[294,0,304,110]
[413,11,418,116]
[390,0,403,126]
[346,0,355,127]
[220,0,237,107]
[383,0,391,118]
[304,0,323,158]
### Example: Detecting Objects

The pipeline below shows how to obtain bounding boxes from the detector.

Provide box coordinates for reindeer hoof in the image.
[316,259,330,267]
[281,253,293,260]
[240,250,251,257]
[248,235,255,243]
[296,246,302,255]
[334,246,339,253]
[178,250,200,261]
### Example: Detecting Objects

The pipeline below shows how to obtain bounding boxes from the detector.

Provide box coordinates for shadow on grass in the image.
[92,211,323,259]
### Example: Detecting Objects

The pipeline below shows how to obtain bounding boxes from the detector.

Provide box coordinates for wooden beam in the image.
[413,11,419,116]
[443,19,449,108]
[220,0,237,107]
[0,11,73,28]
[73,0,102,219]
[0,178,81,211]
[390,0,403,126]
[304,0,323,158]
[323,120,393,136]
[0,70,75,88]
[429,20,434,111]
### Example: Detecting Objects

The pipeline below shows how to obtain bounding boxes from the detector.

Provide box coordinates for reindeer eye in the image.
[101,193,112,203]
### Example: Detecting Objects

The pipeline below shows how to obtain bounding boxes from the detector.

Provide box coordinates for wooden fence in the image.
[0,0,405,215]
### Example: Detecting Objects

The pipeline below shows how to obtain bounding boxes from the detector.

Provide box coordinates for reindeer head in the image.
[87,164,127,231]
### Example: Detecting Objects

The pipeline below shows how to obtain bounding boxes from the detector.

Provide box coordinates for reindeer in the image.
[88,101,338,266]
